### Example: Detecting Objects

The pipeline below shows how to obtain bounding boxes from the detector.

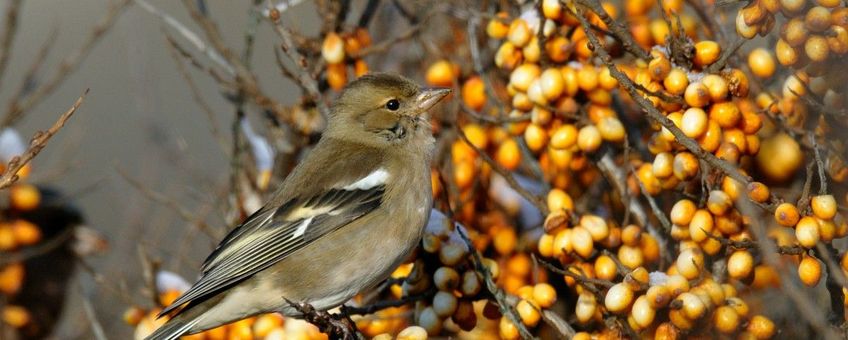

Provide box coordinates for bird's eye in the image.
[386,99,400,111]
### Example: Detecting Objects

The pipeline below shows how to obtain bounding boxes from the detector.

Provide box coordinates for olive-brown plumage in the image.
[146,74,449,340]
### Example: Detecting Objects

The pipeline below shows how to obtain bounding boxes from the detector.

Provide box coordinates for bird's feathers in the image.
[158,166,387,317]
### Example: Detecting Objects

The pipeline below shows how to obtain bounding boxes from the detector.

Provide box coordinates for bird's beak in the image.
[414,87,451,113]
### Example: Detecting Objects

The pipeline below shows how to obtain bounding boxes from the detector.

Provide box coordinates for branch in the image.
[267,7,329,117]
[0,0,22,91]
[0,89,88,189]
[574,0,651,60]
[572,4,779,211]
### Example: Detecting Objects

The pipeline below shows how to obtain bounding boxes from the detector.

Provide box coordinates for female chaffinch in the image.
[146,73,450,340]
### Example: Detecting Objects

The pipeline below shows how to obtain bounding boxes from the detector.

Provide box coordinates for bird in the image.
[146,73,450,340]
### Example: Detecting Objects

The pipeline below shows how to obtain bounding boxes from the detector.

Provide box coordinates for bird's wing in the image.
[158,168,389,317]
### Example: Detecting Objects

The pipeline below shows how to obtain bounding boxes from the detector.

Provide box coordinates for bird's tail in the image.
[144,317,200,340]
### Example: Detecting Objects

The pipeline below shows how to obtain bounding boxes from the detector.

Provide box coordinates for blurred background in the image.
[1,1,330,337]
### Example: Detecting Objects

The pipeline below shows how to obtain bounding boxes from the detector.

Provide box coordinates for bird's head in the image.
[325,73,450,149]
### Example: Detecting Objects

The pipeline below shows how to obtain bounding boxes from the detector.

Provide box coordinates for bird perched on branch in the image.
[146,73,450,340]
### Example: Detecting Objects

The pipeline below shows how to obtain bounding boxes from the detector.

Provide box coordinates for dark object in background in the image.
[11,187,84,339]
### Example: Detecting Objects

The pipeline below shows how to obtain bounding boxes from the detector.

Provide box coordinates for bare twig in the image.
[0,0,22,91]
[2,0,129,127]
[0,90,88,189]
[267,7,329,117]
[811,135,827,195]
[81,291,109,340]
[575,0,651,60]
[342,289,434,316]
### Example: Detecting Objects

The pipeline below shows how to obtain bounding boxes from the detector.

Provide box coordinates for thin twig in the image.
[575,0,650,60]
[0,0,22,92]
[267,7,329,117]
[2,0,129,127]
[811,135,827,195]
[0,90,89,189]
[573,5,779,211]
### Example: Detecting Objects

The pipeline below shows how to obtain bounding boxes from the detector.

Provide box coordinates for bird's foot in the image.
[284,299,358,340]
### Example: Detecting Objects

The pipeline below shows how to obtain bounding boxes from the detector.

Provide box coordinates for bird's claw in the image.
[284,298,358,340]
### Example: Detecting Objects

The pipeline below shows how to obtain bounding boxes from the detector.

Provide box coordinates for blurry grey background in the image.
[3,0,330,337]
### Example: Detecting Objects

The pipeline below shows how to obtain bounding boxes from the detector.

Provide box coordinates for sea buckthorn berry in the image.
[516,299,541,327]
[547,188,574,213]
[709,102,740,129]
[774,203,801,227]
[10,184,40,211]
[671,199,697,225]
[426,60,457,87]
[496,139,521,171]
[646,285,671,309]
[595,255,617,281]
[694,41,720,67]
[434,267,460,291]
[673,152,700,181]
[714,305,741,334]
[664,68,689,95]
[828,26,848,54]
[698,119,722,152]
[748,48,776,78]
[524,123,548,152]
[461,76,486,111]
[630,295,656,329]
[577,66,599,92]
[321,32,345,64]
[510,64,541,92]
[495,42,522,70]
[660,111,683,142]
[508,19,532,47]
[571,226,594,259]
[499,316,519,340]
[757,133,803,182]
[747,315,776,339]
[11,220,40,246]
[577,125,602,153]
[806,6,833,33]
[605,283,635,313]
[798,255,822,287]
[811,195,837,220]
[685,82,712,108]
[707,190,733,216]
[723,68,749,97]
[689,209,715,243]
[533,283,557,308]
[746,182,770,203]
[728,250,755,281]
[783,18,808,47]
[487,14,509,38]
[597,116,625,142]
[701,74,728,102]
[652,152,674,179]
[805,35,831,62]
[676,292,706,320]
[775,39,799,66]
[681,108,708,138]
[581,215,610,242]
[736,11,759,39]
[575,292,597,323]
[796,216,821,248]
[676,248,705,280]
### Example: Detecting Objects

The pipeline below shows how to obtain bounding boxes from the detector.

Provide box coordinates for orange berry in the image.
[326,62,347,90]
[811,194,837,220]
[746,182,770,203]
[684,82,710,107]
[748,48,776,78]
[694,40,721,68]
[746,315,776,339]
[321,32,345,64]
[0,263,24,295]
[10,184,40,211]
[496,139,521,170]
[774,202,801,227]
[11,220,40,246]
[728,250,754,281]
[426,60,457,87]
[798,255,822,287]
[681,108,708,138]
[487,14,509,39]
[577,125,602,152]
[663,68,689,95]
[461,76,486,111]
[796,216,821,248]
[508,19,532,47]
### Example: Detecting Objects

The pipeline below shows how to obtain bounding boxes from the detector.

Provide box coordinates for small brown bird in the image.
[146,74,449,340]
